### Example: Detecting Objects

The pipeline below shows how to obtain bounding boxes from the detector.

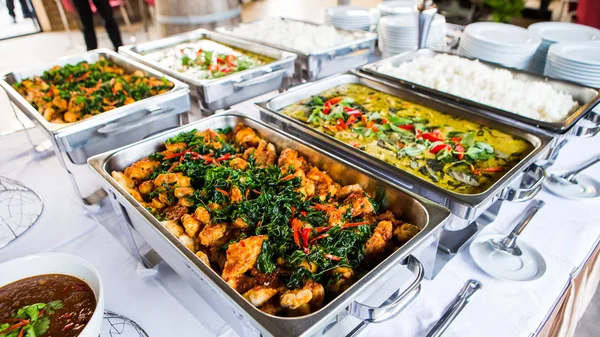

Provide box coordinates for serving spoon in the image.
[544,154,600,199]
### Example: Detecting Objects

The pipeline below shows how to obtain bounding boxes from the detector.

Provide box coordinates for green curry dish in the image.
[280,84,533,194]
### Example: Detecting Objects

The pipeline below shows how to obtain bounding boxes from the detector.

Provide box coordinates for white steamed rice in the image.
[376,54,579,122]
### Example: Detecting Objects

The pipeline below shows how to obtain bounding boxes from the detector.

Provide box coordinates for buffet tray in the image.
[256,73,553,224]
[216,18,377,83]
[360,49,600,135]
[0,49,190,165]
[119,29,296,111]
[88,112,451,337]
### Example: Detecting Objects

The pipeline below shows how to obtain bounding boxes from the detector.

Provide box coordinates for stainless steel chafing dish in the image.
[0,49,190,203]
[360,49,600,167]
[216,18,377,83]
[256,73,553,230]
[88,112,451,337]
[119,29,296,113]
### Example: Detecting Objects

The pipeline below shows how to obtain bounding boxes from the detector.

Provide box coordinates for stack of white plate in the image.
[378,13,446,59]
[545,42,600,88]
[527,22,600,75]
[377,0,419,16]
[458,22,541,70]
[324,6,380,31]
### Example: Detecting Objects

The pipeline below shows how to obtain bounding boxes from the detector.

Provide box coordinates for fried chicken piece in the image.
[181,214,201,237]
[244,140,276,167]
[337,184,363,199]
[291,170,315,200]
[234,124,261,148]
[154,173,191,188]
[328,267,355,293]
[243,286,279,307]
[174,187,194,198]
[344,193,375,217]
[164,205,188,220]
[111,171,135,189]
[259,301,283,316]
[179,234,198,252]
[162,220,184,237]
[365,220,393,256]
[198,223,227,246]
[280,281,323,311]
[394,223,420,243]
[165,142,186,153]
[194,206,211,225]
[229,157,249,171]
[138,180,154,195]
[232,217,250,229]
[178,197,194,207]
[124,158,160,181]
[222,235,267,280]
[306,167,337,201]
[151,197,167,210]
[195,251,210,265]
[226,274,256,293]
[278,149,307,175]
[298,260,318,273]
[230,186,243,204]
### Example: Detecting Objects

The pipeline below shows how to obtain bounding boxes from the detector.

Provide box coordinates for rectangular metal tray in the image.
[119,29,296,111]
[360,49,600,135]
[88,112,450,337]
[256,73,553,223]
[0,49,190,165]
[217,18,377,82]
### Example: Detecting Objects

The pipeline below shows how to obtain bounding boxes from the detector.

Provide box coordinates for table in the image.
[1,100,599,337]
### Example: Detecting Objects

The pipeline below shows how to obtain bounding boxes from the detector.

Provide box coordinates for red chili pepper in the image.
[483,167,506,172]
[225,54,236,67]
[293,227,301,248]
[325,97,343,106]
[381,117,389,124]
[454,143,465,160]
[430,143,452,154]
[167,162,179,172]
[74,71,91,82]
[397,141,405,149]
[0,320,30,335]
[433,129,442,138]
[62,323,74,331]
[303,247,310,254]
[415,128,422,138]
[310,233,329,244]
[398,124,415,131]
[196,49,203,57]
[341,221,369,229]
[221,67,232,73]
[300,211,307,216]
[245,189,249,200]
[208,64,219,72]
[252,189,261,195]
[324,253,341,261]
[419,132,444,142]
[336,118,347,130]
[164,151,199,159]
[216,153,231,162]
[323,105,331,115]
[365,121,379,132]
[216,188,229,196]
[315,226,331,233]
[451,137,462,142]
[344,107,362,116]
[346,115,357,125]
[217,57,225,64]
[301,227,311,249]
[256,220,262,228]
[17,326,24,337]
[281,174,296,181]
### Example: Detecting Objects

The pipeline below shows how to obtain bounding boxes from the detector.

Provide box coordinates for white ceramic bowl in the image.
[0,253,104,337]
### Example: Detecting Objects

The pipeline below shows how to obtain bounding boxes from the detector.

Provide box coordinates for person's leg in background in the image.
[6,0,17,23]
[18,0,32,18]
[90,0,123,50]
[72,0,98,50]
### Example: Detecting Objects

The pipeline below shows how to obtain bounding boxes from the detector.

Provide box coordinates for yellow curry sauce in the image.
[280,84,533,194]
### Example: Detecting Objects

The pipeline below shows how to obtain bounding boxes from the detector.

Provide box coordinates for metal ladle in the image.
[544,154,600,199]
[488,199,545,256]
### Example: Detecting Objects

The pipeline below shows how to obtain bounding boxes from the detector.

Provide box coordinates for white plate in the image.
[377,0,419,15]
[465,22,541,48]
[546,58,600,75]
[470,235,547,282]
[461,33,539,54]
[550,42,600,66]
[528,22,600,43]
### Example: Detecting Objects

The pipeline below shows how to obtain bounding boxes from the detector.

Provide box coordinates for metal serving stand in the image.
[119,29,297,116]
[216,18,377,84]
[88,112,451,337]
[0,49,191,205]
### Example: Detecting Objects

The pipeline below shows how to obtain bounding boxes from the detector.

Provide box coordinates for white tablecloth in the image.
[1,102,599,337]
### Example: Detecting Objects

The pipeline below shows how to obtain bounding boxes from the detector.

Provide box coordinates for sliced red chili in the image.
[324,253,341,261]
[217,57,225,64]
[293,228,301,248]
[419,132,444,142]
[341,221,369,229]
[300,211,307,216]
[454,143,465,160]
[310,233,329,244]
[451,137,462,142]
[215,153,231,162]
[346,115,357,125]
[430,143,452,154]
[315,226,331,233]
[336,118,347,130]
[324,97,343,106]
[280,174,296,181]
[312,204,338,212]
[220,67,232,73]
[215,188,229,196]
[483,167,506,172]
[196,49,203,57]
[398,124,415,131]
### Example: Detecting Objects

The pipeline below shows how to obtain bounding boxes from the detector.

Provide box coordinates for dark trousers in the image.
[7,0,31,19]
[72,0,123,50]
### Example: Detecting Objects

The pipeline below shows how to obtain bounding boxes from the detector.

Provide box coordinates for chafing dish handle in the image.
[347,255,423,323]
[572,108,600,138]
[328,47,372,61]
[96,106,182,135]
[233,69,286,90]
[498,165,546,203]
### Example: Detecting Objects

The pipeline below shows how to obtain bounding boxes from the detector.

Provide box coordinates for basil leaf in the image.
[368,112,381,121]
[460,131,476,147]
[399,143,426,157]
[312,96,323,106]
[388,115,413,126]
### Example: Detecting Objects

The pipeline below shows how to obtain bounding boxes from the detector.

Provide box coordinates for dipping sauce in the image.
[0,274,96,337]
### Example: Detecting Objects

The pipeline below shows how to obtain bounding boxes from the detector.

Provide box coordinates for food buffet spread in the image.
[1,3,600,337]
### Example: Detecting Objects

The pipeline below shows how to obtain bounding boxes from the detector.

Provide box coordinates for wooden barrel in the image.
[156,0,241,37]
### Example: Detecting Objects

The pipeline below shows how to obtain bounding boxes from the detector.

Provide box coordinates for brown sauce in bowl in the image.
[0,274,96,337]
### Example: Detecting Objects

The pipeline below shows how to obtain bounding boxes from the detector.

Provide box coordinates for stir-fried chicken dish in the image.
[111,124,420,317]
[12,57,174,124]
